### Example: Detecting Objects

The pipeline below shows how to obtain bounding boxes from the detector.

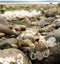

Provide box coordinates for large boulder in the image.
[0,48,31,64]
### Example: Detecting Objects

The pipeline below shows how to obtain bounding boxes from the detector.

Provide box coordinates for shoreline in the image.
[0,2,59,4]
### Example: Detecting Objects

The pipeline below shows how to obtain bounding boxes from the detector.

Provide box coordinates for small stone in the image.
[0,33,5,37]
[20,25,26,31]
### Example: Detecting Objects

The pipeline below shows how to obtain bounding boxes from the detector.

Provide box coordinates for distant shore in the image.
[0,2,59,4]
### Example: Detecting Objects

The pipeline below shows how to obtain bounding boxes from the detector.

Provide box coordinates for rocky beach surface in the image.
[0,3,60,64]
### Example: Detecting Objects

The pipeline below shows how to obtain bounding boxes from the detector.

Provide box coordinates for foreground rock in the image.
[0,48,31,64]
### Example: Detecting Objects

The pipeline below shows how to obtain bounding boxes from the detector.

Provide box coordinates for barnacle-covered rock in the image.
[19,28,38,40]
[0,48,31,64]
[34,36,48,51]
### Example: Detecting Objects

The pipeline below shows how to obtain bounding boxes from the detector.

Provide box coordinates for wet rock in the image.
[45,8,58,17]
[45,28,60,42]
[42,45,60,64]
[0,48,31,64]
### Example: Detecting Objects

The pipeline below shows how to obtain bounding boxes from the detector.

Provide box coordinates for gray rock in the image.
[38,18,53,28]
[45,28,60,42]
[53,19,60,29]
[0,17,12,27]
[0,38,17,47]
[0,48,31,64]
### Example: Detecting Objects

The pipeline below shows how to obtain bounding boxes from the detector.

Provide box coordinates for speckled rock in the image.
[0,48,31,64]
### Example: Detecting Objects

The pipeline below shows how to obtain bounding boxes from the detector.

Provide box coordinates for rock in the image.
[39,24,55,32]
[45,8,58,17]
[0,17,12,28]
[0,48,31,64]
[30,22,38,26]
[20,25,26,31]
[45,28,60,42]
[53,19,60,29]
[0,32,5,37]
[14,25,26,31]
[0,24,16,35]
[20,28,38,39]
[21,39,35,49]
[42,45,60,64]
[38,18,53,28]
[14,26,21,31]
[35,36,48,51]
[0,38,17,48]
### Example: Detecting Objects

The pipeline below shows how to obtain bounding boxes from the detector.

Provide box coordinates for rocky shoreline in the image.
[0,3,60,64]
